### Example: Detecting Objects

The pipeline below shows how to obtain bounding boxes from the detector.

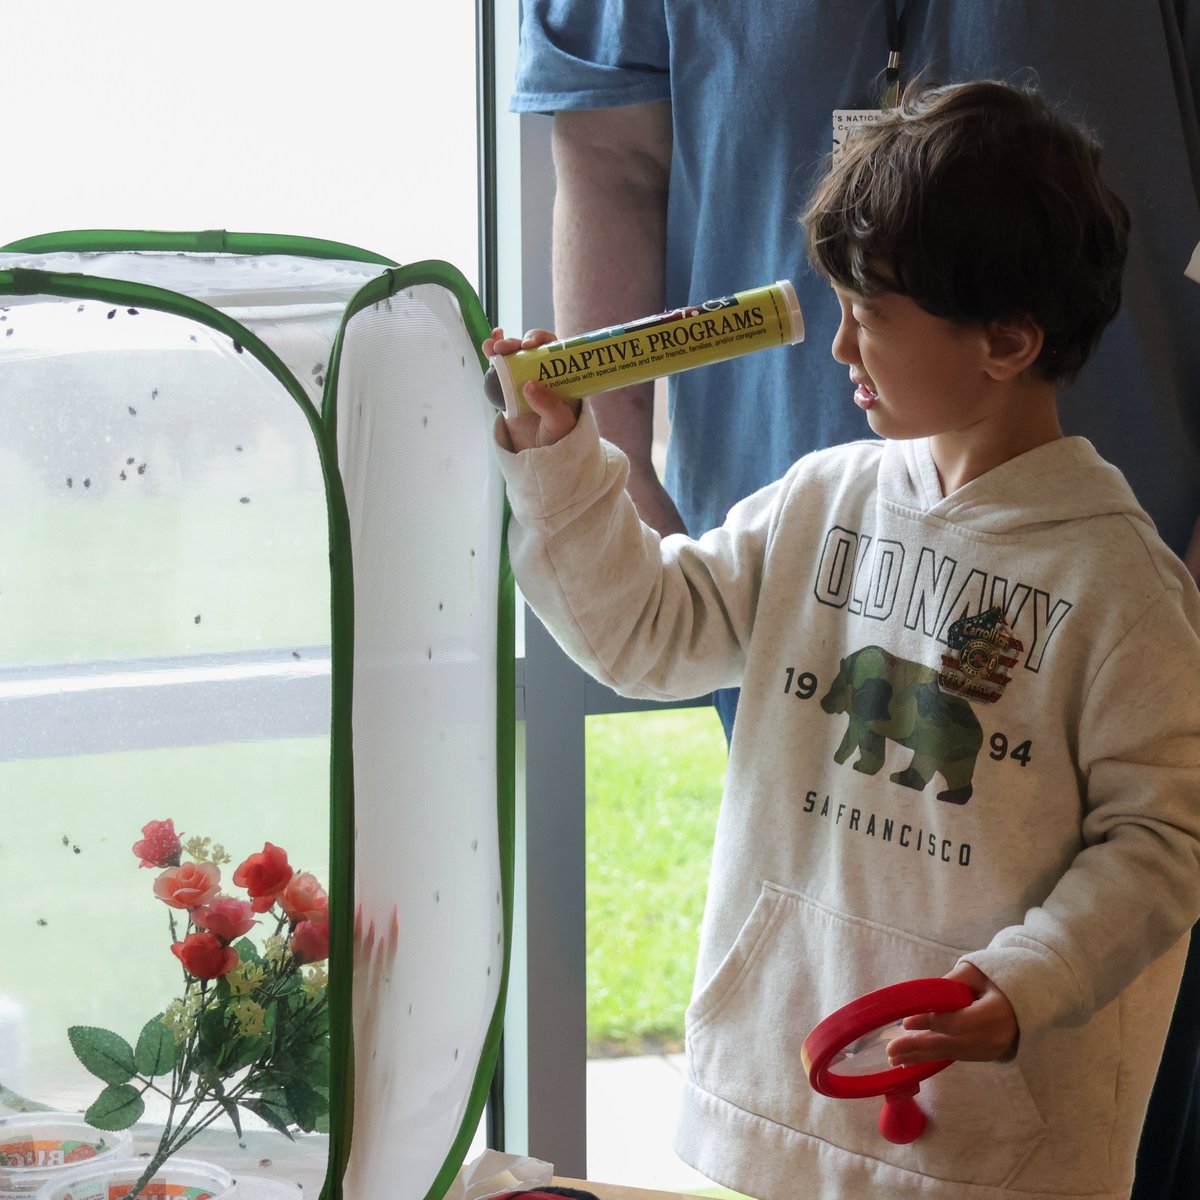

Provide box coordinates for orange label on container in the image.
[106,1186,213,1200]
[0,1139,101,1168]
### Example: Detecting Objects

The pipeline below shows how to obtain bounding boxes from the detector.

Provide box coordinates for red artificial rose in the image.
[132,818,182,869]
[232,842,294,913]
[171,931,238,980]
[153,861,221,910]
[290,915,330,964]
[193,897,257,942]
[279,872,328,925]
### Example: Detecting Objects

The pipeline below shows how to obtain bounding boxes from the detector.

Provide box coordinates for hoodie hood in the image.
[879,436,1153,536]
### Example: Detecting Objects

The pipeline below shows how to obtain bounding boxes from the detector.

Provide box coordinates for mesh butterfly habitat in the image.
[0,229,514,1200]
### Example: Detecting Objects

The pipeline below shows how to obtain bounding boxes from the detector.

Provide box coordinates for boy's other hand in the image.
[885,961,1019,1066]
[484,328,581,452]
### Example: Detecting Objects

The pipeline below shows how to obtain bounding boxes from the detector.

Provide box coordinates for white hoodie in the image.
[496,406,1200,1200]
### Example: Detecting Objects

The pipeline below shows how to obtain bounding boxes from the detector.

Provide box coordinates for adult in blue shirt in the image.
[512,4,1200,1199]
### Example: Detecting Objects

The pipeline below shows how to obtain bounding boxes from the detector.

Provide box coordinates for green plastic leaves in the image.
[67,1026,153,1131]
[68,1026,137,1086]
[85,1085,146,1131]
[136,1017,181,1077]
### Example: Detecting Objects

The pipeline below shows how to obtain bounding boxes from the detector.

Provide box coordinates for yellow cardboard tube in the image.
[485,280,804,417]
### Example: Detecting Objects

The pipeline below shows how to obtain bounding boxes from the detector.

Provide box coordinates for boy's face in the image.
[830,286,999,442]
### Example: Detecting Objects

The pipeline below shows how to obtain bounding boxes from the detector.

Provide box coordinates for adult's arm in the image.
[550,100,686,536]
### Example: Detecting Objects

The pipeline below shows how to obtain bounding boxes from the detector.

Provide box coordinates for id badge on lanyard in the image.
[832,0,915,164]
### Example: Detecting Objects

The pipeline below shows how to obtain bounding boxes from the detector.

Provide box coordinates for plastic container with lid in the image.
[33,1156,235,1200]
[0,1113,133,1200]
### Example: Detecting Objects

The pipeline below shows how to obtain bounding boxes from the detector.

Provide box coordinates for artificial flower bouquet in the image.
[67,820,331,1198]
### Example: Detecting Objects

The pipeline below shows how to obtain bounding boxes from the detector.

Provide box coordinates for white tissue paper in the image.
[1186,240,1200,284]
[443,1149,555,1200]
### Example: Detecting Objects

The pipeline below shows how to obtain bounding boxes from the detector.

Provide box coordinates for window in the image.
[3,1,479,281]
[0,3,483,1184]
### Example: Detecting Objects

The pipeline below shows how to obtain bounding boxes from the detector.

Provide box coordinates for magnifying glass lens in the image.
[804,978,976,1144]
[829,1020,906,1075]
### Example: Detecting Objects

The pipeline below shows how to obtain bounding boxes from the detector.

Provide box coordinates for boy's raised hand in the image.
[885,961,1019,1066]
[484,327,581,452]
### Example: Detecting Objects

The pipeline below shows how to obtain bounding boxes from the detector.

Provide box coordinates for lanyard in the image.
[881,0,916,107]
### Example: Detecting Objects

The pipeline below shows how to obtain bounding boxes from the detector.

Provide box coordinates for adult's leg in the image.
[1132,926,1200,1200]
[712,687,739,745]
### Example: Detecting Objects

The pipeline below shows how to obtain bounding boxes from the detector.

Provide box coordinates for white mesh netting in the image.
[0,296,333,1168]
[335,284,504,1200]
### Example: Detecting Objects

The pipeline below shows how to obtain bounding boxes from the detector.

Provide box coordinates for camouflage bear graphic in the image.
[819,645,982,804]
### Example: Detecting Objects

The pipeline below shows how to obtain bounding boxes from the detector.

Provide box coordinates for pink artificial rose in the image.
[279,872,328,925]
[233,842,294,913]
[290,915,330,964]
[153,861,221,910]
[132,819,182,869]
[171,931,238,980]
[193,896,257,942]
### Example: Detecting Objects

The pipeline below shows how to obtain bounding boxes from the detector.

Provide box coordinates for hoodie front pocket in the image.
[685,882,1047,1188]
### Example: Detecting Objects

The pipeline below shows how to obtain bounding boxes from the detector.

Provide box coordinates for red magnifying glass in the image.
[801,977,975,1144]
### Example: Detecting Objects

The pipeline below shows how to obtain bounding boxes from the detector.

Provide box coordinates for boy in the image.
[486,82,1200,1199]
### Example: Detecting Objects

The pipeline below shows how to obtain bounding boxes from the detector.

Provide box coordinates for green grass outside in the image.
[585,706,755,1199]
[584,707,728,1057]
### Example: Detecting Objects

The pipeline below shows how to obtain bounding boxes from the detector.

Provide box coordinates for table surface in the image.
[555,1178,711,1200]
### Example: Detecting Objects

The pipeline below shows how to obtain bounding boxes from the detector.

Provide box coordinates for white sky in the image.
[3,0,480,283]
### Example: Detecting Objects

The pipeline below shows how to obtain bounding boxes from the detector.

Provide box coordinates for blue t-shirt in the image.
[513,0,1200,554]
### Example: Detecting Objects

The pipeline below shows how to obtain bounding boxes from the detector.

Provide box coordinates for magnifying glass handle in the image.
[879,1083,927,1144]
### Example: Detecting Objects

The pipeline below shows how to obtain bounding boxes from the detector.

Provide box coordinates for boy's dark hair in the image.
[803,80,1130,384]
